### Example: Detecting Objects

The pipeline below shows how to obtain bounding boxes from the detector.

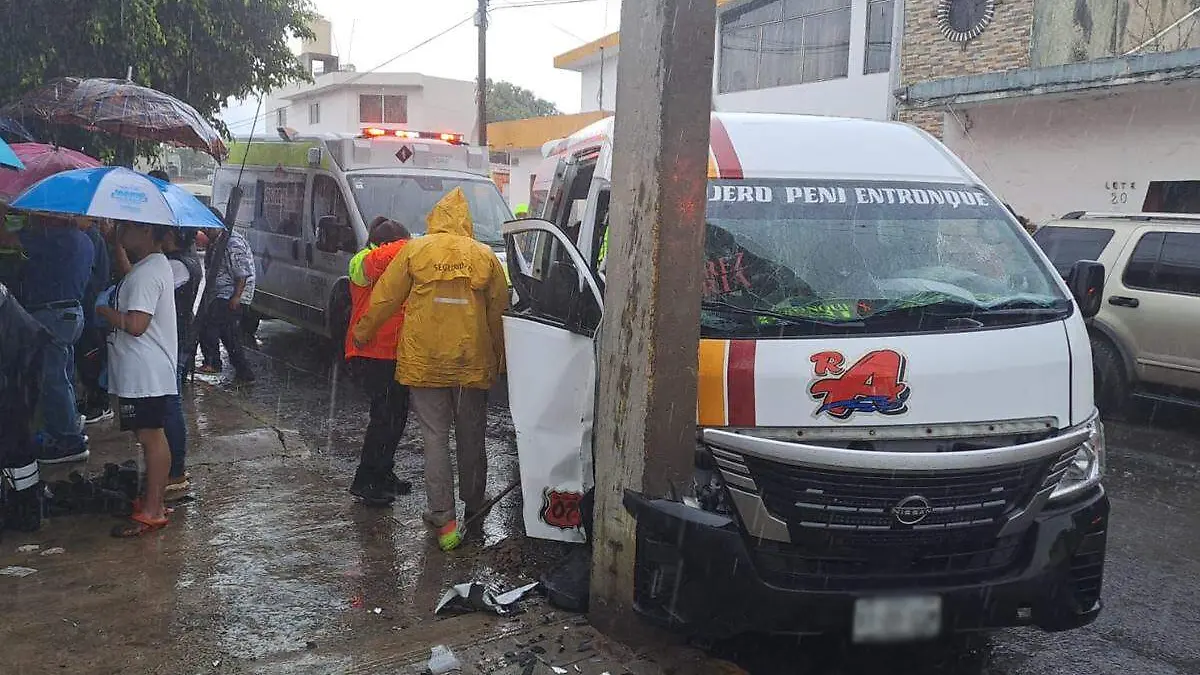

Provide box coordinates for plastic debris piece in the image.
[427,644,462,674]
[373,607,382,614]
[17,545,40,553]
[434,581,539,616]
[553,668,568,674]
[0,566,38,578]
[41,547,65,556]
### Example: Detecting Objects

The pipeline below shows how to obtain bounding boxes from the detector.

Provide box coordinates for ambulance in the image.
[211,128,511,342]
[503,113,1110,642]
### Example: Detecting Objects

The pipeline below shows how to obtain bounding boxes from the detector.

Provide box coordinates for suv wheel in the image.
[1091,337,1128,416]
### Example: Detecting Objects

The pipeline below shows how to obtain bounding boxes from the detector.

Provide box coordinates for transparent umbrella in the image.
[0,77,228,161]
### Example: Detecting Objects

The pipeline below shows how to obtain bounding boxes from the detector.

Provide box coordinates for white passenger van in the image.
[503,113,1110,642]
[211,129,511,342]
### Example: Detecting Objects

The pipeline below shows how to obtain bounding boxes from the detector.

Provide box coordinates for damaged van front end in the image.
[624,415,1108,641]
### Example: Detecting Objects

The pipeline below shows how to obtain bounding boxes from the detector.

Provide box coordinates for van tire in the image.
[329,284,352,357]
[1091,337,1128,417]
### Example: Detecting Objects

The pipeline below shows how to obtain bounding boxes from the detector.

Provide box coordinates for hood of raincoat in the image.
[426,188,474,238]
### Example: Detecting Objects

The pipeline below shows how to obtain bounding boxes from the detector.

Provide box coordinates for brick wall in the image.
[901,0,1035,86]
[898,0,1037,136]
[897,109,945,137]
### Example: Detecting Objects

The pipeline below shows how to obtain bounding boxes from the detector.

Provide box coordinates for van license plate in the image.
[852,596,942,643]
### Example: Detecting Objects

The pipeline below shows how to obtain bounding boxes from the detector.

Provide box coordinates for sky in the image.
[221,0,620,135]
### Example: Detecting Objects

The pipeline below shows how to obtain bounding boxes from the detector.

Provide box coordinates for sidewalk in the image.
[0,381,744,675]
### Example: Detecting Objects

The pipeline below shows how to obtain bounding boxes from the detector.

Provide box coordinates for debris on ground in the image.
[40,547,65,556]
[434,581,539,616]
[16,544,40,553]
[0,566,38,578]
[427,644,462,674]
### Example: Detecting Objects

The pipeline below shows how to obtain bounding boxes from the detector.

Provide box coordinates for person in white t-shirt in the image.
[96,221,178,537]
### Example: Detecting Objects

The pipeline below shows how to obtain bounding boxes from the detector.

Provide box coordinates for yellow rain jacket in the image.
[354,188,509,389]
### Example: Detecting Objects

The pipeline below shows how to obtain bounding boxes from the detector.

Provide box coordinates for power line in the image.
[494,0,601,9]
[223,12,476,132]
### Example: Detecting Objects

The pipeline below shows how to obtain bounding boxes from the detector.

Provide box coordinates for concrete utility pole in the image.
[589,0,716,634]
[476,0,489,147]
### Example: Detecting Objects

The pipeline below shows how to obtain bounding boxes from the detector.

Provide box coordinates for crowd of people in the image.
[1,180,509,551]
[0,168,257,537]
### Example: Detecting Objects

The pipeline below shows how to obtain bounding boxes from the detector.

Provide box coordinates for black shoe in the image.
[350,472,394,507]
[38,439,90,465]
[382,472,412,498]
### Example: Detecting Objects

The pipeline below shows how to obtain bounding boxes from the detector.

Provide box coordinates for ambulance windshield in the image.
[348,174,510,246]
[700,179,1069,338]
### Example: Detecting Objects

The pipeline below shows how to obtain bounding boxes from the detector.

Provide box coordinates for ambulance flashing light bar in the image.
[360,127,466,144]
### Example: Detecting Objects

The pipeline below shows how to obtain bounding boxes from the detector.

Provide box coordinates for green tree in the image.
[0,0,316,158]
[486,79,560,123]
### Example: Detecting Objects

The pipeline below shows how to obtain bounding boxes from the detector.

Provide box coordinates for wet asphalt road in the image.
[237,320,1200,675]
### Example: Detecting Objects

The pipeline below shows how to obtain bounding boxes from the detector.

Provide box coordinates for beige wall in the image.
[941,84,1200,223]
[1033,0,1200,67]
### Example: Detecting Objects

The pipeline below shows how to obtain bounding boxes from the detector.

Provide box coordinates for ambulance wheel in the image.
[329,285,352,358]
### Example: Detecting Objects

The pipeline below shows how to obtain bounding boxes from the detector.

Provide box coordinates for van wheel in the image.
[1091,337,1128,417]
[329,286,352,357]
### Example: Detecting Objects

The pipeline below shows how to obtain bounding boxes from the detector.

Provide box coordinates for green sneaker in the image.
[437,520,463,551]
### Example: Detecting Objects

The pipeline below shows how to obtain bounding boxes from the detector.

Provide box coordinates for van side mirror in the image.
[1067,260,1105,319]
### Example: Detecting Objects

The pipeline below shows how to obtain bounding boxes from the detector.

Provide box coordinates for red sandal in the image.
[131,498,175,516]
[112,512,169,538]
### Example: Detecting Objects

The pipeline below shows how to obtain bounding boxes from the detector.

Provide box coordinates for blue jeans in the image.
[31,303,85,449]
[165,371,186,479]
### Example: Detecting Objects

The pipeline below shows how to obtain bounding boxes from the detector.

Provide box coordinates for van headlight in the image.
[1049,418,1105,502]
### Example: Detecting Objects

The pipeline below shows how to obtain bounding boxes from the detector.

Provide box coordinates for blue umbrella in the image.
[10,166,223,229]
[0,137,24,171]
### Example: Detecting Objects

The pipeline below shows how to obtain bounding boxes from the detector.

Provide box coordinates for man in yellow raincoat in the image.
[352,188,509,551]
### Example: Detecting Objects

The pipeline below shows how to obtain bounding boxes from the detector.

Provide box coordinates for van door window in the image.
[509,229,601,336]
[312,175,355,253]
[254,178,305,237]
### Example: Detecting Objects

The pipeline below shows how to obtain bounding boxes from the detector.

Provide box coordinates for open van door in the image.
[503,219,604,543]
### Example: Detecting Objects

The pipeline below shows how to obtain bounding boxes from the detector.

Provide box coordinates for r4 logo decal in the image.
[809,349,910,420]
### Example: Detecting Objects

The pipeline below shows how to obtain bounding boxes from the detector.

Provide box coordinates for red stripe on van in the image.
[709,118,744,179]
[727,340,757,426]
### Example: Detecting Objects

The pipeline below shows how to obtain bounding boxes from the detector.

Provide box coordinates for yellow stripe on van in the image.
[707,151,719,179]
[697,339,729,426]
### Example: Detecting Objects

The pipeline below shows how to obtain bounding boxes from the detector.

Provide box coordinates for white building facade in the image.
[555,0,901,120]
[264,72,478,142]
[898,0,1200,223]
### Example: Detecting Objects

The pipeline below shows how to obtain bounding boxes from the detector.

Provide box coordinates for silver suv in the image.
[1034,212,1200,411]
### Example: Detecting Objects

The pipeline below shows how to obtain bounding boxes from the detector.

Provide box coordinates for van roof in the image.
[545,112,979,185]
[225,134,490,177]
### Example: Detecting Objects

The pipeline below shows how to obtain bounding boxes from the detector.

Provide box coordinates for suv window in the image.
[1122,232,1164,290]
[1157,232,1200,295]
[1032,226,1114,277]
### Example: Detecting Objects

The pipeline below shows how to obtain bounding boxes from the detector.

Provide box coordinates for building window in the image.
[276,107,287,128]
[359,94,408,124]
[718,0,851,94]
[864,0,894,74]
[309,102,321,125]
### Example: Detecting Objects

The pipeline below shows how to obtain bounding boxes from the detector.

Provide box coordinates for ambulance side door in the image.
[502,219,604,543]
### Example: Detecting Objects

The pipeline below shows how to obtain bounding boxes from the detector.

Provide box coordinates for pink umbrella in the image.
[0,143,101,200]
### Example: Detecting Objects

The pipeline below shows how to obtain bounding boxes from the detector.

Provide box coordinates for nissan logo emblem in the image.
[892,495,933,525]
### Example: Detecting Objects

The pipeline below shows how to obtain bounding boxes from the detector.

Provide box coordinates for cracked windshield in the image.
[0,1,1197,674]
